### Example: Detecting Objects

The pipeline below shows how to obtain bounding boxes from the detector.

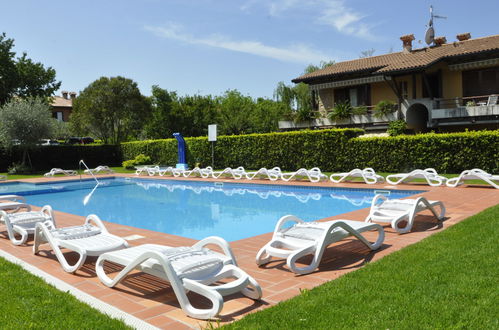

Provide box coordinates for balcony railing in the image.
[433,94,498,109]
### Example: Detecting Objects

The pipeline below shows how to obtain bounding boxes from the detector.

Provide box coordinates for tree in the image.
[217,90,253,135]
[0,33,61,105]
[15,53,60,98]
[250,98,288,133]
[143,85,175,139]
[0,33,18,105]
[303,60,335,74]
[0,97,54,166]
[71,76,151,144]
[359,48,376,58]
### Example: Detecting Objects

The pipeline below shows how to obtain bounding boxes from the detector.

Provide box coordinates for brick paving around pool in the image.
[0,174,498,329]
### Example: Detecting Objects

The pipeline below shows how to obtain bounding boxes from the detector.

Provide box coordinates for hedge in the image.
[0,145,122,172]
[1,129,498,173]
[120,129,364,171]
[121,129,499,173]
[346,131,499,173]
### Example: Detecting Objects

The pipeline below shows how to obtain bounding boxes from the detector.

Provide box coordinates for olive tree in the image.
[0,97,54,166]
[71,76,151,144]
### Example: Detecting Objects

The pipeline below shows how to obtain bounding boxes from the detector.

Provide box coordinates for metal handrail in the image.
[79,159,100,185]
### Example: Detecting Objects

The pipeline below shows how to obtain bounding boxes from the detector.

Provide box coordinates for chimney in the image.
[456,33,471,41]
[434,36,447,46]
[61,91,69,99]
[69,92,77,99]
[400,34,415,53]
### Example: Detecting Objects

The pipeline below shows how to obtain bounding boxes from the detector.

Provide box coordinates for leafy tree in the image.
[15,53,60,98]
[0,33,18,105]
[250,98,288,133]
[0,97,54,166]
[171,94,218,137]
[143,85,175,139]
[217,90,253,135]
[51,120,71,140]
[303,60,335,74]
[71,76,151,144]
[360,48,376,58]
[0,33,61,105]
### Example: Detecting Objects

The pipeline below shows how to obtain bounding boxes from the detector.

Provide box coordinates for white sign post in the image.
[208,124,217,168]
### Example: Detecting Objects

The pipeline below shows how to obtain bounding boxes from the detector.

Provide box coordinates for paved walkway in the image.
[0,174,498,329]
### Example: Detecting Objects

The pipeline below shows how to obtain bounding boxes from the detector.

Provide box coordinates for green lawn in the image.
[225,204,499,329]
[0,258,130,329]
[0,167,135,180]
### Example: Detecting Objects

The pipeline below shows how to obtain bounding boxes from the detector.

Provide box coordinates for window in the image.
[462,67,499,97]
[333,84,370,106]
[54,111,63,122]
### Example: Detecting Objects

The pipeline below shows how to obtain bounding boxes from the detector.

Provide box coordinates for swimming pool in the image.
[0,178,422,241]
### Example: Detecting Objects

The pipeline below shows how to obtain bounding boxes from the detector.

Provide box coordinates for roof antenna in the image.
[425,5,447,46]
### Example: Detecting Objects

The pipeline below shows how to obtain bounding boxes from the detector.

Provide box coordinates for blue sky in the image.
[1,0,498,99]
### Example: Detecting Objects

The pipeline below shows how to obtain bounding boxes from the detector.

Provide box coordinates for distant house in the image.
[282,33,499,131]
[51,91,76,122]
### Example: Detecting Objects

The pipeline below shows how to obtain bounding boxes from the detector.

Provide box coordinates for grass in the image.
[225,204,499,329]
[0,258,130,329]
[0,167,135,180]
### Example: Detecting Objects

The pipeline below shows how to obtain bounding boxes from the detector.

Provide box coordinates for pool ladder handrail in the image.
[79,159,100,186]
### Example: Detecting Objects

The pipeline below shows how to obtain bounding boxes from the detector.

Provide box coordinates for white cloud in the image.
[145,24,330,64]
[317,1,376,39]
[242,0,377,40]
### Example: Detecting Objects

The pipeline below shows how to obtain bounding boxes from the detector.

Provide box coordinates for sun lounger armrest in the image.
[274,215,304,234]
[84,214,109,233]
[0,195,26,203]
[193,236,237,265]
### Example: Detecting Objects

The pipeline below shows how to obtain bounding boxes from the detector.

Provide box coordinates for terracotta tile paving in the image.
[0,174,498,329]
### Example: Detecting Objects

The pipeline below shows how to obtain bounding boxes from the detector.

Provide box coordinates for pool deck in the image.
[1,174,498,329]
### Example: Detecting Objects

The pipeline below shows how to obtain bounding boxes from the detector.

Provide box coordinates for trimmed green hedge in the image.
[121,129,364,171]
[347,130,499,173]
[121,129,499,173]
[1,129,498,173]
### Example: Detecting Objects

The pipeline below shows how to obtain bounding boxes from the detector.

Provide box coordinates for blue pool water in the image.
[0,178,422,241]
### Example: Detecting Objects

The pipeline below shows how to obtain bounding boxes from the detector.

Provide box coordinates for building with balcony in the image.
[280,33,499,132]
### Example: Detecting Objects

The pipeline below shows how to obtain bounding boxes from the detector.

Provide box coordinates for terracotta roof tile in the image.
[51,96,73,107]
[293,34,499,83]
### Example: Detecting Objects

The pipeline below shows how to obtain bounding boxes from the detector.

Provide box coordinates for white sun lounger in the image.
[182,167,213,179]
[0,195,31,212]
[96,236,262,319]
[386,168,446,186]
[446,168,499,189]
[211,167,244,180]
[84,165,114,175]
[365,194,446,234]
[256,216,384,275]
[44,168,77,177]
[1,206,54,245]
[33,215,129,273]
[281,167,328,183]
[135,165,160,176]
[330,168,385,184]
[245,167,280,181]
[0,175,6,181]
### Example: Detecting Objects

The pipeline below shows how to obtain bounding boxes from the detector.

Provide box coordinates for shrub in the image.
[352,105,368,116]
[387,120,407,136]
[328,102,353,121]
[8,162,31,174]
[374,100,396,118]
[122,154,152,169]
